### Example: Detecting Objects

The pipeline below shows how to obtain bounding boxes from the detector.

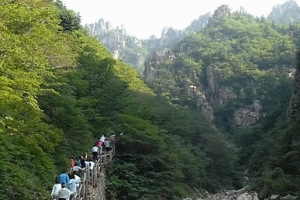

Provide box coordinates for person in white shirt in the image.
[73,173,81,188]
[89,161,95,170]
[57,183,73,200]
[85,161,90,170]
[51,179,61,199]
[92,145,99,161]
[100,135,105,142]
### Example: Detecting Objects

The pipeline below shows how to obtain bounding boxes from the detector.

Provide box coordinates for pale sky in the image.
[62,0,299,39]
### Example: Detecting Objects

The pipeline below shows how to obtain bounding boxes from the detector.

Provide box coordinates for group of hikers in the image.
[50,134,115,200]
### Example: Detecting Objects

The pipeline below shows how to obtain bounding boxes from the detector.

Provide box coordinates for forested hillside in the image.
[143,4,300,198]
[0,1,244,200]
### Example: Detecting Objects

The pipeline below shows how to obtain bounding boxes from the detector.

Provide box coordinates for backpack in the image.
[104,140,111,148]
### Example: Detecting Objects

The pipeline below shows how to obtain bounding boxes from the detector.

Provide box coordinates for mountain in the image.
[186,12,212,32]
[84,19,147,74]
[0,1,245,199]
[145,4,296,127]
[84,1,300,77]
[82,0,300,197]
[268,0,300,24]
[84,13,211,75]
[5,0,300,199]
[143,4,300,196]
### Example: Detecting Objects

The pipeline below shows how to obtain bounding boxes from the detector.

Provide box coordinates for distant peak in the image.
[268,0,300,24]
[272,0,299,10]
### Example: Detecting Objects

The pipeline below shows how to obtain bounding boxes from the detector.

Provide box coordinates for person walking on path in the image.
[100,135,105,142]
[51,178,61,200]
[104,139,112,154]
[92,144,99,161]
[67,174,78,199]
[70,157,75,168]
[57,183,73,200]
[57,170,70,185]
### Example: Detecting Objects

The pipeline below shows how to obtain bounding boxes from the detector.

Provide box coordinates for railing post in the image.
[109,150,112,161]
[63,146,115,200]
[87,168,90,199]
[94,160,98,187]
[82,171,86,200]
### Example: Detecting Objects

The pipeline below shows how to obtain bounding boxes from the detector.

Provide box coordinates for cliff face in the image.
[84,19,146,74]
[144,53,264,126]
[186,13,212,32]
[84,13,211,75]
[288,51,300,123]
[84,1,299,128]
[268,0,300,24]
[143,4,296,129]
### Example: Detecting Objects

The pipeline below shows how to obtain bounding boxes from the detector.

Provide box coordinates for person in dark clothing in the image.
[104,139,112,153]
[91,145,98,161]
[78,153,87,181]
[80,154,87,170]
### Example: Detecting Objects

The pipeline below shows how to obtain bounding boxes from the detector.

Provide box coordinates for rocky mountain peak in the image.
[186,12,212,32]
[268,0,300,24]
[207,5,231,28]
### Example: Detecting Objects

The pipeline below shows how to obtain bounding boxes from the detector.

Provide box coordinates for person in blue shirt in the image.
[57,170,70,184]
[68,173,78,193]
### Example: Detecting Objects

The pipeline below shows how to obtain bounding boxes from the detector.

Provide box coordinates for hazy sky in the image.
[62,0,299,39]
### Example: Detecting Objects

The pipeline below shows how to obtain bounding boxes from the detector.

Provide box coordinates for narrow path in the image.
[69,147,115,200]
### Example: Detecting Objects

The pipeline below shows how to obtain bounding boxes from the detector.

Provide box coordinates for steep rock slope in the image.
[142,4,300,197]
[84,13,211,74]
[84,0,300,77]
[143,5,297,131]
[268,0,300,24]
[288,51,300,122]
[84,19,147,74]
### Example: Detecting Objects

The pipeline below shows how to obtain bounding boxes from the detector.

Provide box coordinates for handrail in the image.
[72,146,115,200]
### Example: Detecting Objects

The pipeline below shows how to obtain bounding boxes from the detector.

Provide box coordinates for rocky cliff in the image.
[268,0,300,24]
[84,13,210,75]
[84,19,146,74]
[186,12,212,32]
[287,50,300,123]
[84,1,300,76]
[84,19,161,75]
[143,4,296,129]
[84,1,300,128]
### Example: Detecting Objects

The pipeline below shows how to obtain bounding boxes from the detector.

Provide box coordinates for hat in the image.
[61,182,66,187]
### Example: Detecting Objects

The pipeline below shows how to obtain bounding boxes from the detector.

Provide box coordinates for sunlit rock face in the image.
[84,18,146,74]
[84,11,211,75]
[234,100,262,127]
[84,19,128,54]
[268,0,300,24]
[186,12,212,32]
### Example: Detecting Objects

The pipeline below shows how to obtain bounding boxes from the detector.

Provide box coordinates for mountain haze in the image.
[86,0,300,197]
[84,12,211,75]
[0,0,246,199]
[3,0,300,199]
[268,0,300,24]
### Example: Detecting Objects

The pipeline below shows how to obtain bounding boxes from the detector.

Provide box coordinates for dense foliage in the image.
[146,7,296,127]
[0,1,244,199]
[142,5,300,197]
[234,53,300,198]
[3,1,300,199]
